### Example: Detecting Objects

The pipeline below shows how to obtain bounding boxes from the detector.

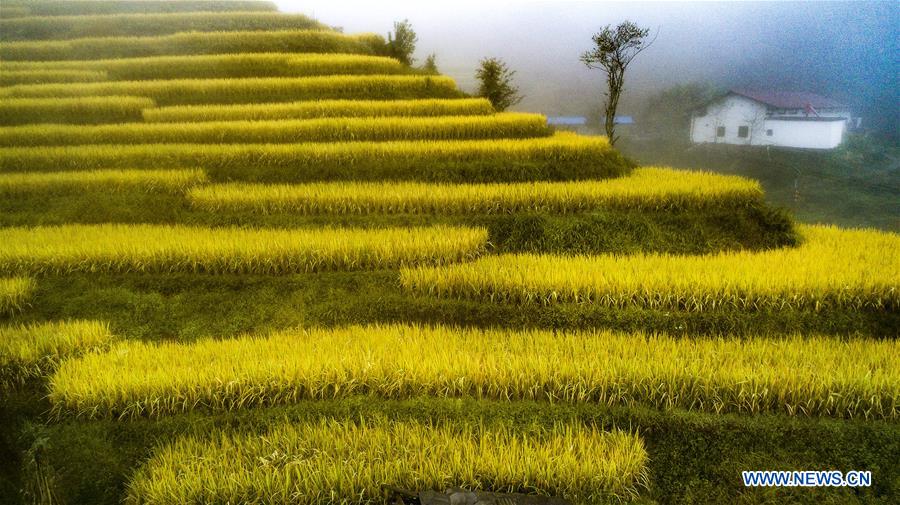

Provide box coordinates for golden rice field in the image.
[0,11,325,41]
[0,30,384,61]
[0,224,488,275]
[125,418,648,505]
[143,97,496,123]
[0,169,207,195]
[0,132,625,182]
[402,225,900,311]
[0,95,155,125]
[2,53,408,80]
[48,324,900,420]
[188,167,763,215]
[0,113,551,146]
[0,68,107,85]
[0,276,33,315]
[1,0,278,17]
[0,74,460,105]
[0,320,114,386]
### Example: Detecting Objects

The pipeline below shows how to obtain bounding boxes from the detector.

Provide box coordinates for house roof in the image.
[730,89,847,109]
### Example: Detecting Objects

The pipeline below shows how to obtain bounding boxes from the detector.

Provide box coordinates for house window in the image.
[716,126,725,137]
[738,126,749,138]
[766,129,773,136]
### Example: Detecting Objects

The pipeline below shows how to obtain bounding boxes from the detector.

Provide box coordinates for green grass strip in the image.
[0,69,107,86]
[0,30,384,61]
[2,53,407,80]
[143,98,496,122]
[0,11,325,41]
[0,96,155,125]
[1,320,114,386]
[0,113,549,146]
[2,1,277,17]
[188,167,763,215]
[402,224,900,312]
[0,132,628,183]
[0,169,207,195]
[0,224,488,275]
[48,324,900,420]
[124,418,647,504]
[0,276,33,315]
[0,75,460,105]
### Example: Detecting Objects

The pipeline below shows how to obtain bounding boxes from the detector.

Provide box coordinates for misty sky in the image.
[274,1,898,118]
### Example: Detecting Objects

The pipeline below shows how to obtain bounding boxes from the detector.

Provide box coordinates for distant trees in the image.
[387,19,417,66]
[581,21,654,145]
[475,57,523,112]
[421,53,439,74]
[639,83,720,142]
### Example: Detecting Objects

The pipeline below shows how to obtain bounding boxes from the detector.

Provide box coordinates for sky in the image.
[273,1,898,121]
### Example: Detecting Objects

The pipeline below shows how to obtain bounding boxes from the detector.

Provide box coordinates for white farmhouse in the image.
[690,90,853,149]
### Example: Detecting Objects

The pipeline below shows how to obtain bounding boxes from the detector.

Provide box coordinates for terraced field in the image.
[0,1,896,505]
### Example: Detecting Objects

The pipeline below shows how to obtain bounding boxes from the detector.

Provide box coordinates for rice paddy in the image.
[0,69,108,85]
[0,113,550,146]
[143,97,496,122]
[0,169,207,195]
[188,167,763,215]
[2,1,278,17]
[1,320,114,386]
[48,324,899,420]
[401,224,900,311]
[0,224,488,275]
[0,276,34,315]
[0,74,460,105]
[0,96,155,125]
[124,418,648,504]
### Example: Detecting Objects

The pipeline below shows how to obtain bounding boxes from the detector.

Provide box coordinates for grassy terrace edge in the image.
[402,224,900,312]
[0,276,33,315]
[48,324,899,420]
[124,418,647,504]
[0,224,488,274]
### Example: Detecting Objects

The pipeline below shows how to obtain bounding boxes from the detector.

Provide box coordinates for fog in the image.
[275,1,896,124]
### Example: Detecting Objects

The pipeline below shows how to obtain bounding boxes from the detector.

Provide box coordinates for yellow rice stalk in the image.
[401,224,899,311]
[0,276,34,315]
[0,75,460,106]
[0,169,207,195]
[2,53,407,80]
[0,30,384,61]
[0,224,488,275]
[0,96,155,125]
[0,69,107,86]
[188,167,762,215]
[48,324,899,420]
[1,320,113,386]
[124,418,648,504]
[0,113,550,146]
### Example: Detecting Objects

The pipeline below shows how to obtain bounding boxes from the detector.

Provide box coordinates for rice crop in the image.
[0,132,628,183]
[0,30,385,61]
[0,276,33,315]
[0,224,488,275]
[0,6,30,19]
[2,53,407,80]
[124,418,647,504]
[188,167,762,215]
[1,320,114,386]
[0,96,155,125]
[0,69,108,86]
[48,324,900,420]
[0,169,207,195]
[0,12,325,41]
[401,224,900,312]
[0,75,460,105]
[143,97,495,122]
[0,113,549,146]
[2,1,278,17]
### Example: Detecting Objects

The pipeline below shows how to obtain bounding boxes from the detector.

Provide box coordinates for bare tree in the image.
[581,21,654,145]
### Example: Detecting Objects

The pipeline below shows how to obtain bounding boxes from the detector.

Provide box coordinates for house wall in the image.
[691,95,847,149]
[763,119,846,149]
[690,95,768,145]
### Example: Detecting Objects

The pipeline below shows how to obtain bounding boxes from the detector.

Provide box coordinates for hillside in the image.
[0,2,897,504]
